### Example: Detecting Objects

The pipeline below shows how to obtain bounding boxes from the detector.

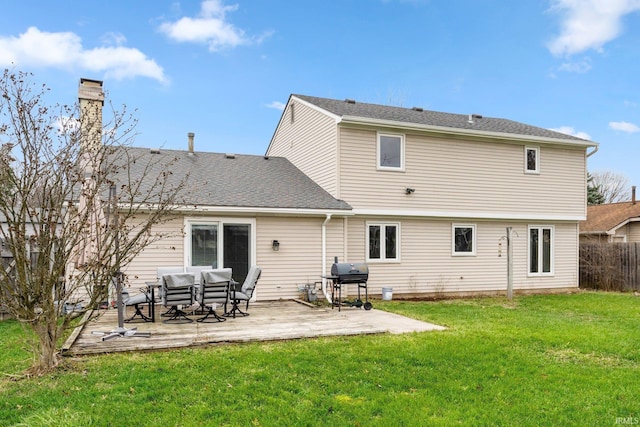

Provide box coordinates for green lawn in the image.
[1,291,639,426]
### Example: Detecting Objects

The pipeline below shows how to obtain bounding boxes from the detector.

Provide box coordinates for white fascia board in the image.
[353,208,585,222]
[338,116,599,148]
[608,217,640,234]
[291,95,342,122]
[124,203,354,217]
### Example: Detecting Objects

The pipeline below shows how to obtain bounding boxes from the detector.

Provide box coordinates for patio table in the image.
[145,281,161,322]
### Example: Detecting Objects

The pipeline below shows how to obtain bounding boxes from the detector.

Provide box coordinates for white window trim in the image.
[452,223,476,256]
[524,146,540,174]
[366,221,401,263]
[184,217,256,268]
[527,225,554,276]
[377,132,405,171]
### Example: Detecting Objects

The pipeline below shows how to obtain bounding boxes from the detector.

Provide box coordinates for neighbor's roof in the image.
[292,94,595,144]
[112,147,351,212]
[580,201,640,234]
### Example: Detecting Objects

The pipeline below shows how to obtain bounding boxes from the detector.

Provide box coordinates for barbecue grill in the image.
[328,262,372,311]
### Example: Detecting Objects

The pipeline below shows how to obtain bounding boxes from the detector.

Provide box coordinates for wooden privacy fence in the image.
[580,242,640,291]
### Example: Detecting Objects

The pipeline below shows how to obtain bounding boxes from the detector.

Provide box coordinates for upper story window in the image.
[367,222,399,262]
[377,133,404,170]
[452,224,476,256]
[525,146,539,174]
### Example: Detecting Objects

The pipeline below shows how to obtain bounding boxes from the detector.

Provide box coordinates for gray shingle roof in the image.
[293,94,591,142]
[112,147,351,211]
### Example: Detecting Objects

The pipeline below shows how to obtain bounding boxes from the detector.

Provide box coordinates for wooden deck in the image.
[62,300,445,355]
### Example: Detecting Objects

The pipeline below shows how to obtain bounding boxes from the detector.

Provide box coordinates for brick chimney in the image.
[188,132,194,153]
[78,78,104,176]
[78,78,104,153]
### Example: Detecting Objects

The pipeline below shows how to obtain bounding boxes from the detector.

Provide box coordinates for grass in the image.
[1,291,639,426]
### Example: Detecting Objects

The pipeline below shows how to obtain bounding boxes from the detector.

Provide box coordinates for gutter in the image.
[338,115,599,148]
[111,203,353,217]
[321,213,332,303]
[353,208,586,222]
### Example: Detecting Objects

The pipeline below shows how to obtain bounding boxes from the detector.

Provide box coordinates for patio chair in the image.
[226,266,261,318]
[186,266,213,314]
[157,267,184,317]
[161,272,196,323]
[197,268,232,322]
[122,286,153,323]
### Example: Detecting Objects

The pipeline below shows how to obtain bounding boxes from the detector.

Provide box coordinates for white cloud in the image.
[81,46,166,82]
[549,126,592,140]
[0,27,166,83]
[547,0,640,56]
[609,121,640,133]
[558,57,592,73]
[266,101,285,111]
[100,32,127,47]
[158,0,271,51]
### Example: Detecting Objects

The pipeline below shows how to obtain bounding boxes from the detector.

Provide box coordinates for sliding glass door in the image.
[187,219,253,284]
[223,224,250,284]
[191,223,218,268]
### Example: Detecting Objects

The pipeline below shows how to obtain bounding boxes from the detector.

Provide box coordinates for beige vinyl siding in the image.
[613,222,640,243]
[122,215,185,288]
[628,222,640,242]
[611,226,628,242]
[268,100,339,196]
[124,213,346,301]
[344,216,578,298]
[254,216,344,300]
[339,127,586,218]
[65,215,184,302]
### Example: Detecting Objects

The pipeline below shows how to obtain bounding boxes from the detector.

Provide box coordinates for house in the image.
[580,187,640,243]
[266,95,598,297]
[82,80,599,300]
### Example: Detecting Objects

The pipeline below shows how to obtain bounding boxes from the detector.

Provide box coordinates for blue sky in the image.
[1,0,640,194]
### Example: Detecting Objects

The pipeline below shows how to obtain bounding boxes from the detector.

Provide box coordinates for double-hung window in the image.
[528,225,553,275]
[367,223,399,261]
[525,146,539,174]
[377,133,404,170]
[452,224,476,256]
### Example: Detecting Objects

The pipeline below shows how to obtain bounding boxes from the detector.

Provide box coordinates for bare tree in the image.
[590,170,631,204]
[0,70,189,374]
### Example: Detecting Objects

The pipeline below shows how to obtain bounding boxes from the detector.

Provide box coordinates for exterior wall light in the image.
[272,240,280,251]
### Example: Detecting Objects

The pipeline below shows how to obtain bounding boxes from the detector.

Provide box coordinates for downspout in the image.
[321,214,332,303]
[586,145,598,158]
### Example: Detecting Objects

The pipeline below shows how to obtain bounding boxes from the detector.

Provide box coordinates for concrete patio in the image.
[62,300,446,356]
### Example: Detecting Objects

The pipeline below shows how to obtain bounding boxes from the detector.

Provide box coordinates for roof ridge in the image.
[293,94,593,143]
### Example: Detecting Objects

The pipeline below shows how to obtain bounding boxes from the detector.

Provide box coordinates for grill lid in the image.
[331,262,369,283]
